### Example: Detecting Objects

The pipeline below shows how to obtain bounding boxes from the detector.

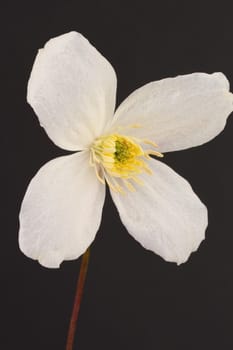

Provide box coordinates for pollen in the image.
[90,132,163,193]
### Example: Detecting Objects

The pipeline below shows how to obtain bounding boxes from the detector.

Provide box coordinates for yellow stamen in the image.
[142,139,159,147]
[123,179,136,192]
[94,165,105,185]
[90,132,163,193]
[131,176,144,186]
[113,123,143,132]
[145,150,164,158]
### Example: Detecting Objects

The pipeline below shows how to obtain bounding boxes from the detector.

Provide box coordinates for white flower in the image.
[19,31,233,268]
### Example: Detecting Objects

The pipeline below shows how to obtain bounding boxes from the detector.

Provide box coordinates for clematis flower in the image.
[19,31,233,268]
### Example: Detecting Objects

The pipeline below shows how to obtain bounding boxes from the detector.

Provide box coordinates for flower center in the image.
[90,132,163,193]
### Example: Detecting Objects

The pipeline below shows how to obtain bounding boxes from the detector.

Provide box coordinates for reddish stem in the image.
[66,248,90,350]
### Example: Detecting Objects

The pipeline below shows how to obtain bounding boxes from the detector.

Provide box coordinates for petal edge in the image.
[111,159,208,264]
[28,31,117,151]
[19,151,105,268]
[112,72,233,153]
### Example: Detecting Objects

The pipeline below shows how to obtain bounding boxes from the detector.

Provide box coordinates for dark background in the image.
[2,1,233,349]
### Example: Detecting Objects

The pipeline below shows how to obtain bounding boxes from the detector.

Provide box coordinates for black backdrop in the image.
[2,1,233,349]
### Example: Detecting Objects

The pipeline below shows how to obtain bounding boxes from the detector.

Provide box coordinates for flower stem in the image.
[66,248,90,350]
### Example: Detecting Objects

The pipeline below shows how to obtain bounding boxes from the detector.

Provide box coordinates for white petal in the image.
[28,32,117,151]
[112,73,233,153]
[19,151,105,268]
[111,159,208,264]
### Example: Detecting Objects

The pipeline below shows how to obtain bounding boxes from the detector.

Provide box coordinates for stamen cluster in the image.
[90,129,163,193]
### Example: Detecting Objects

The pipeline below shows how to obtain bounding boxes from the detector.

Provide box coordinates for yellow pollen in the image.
[90,132,163,193]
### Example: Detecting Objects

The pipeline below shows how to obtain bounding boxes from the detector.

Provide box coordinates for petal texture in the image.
[19,151,105,268]
[113,73,233,153]
[111,159,208,264]
[28,31,117,151]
